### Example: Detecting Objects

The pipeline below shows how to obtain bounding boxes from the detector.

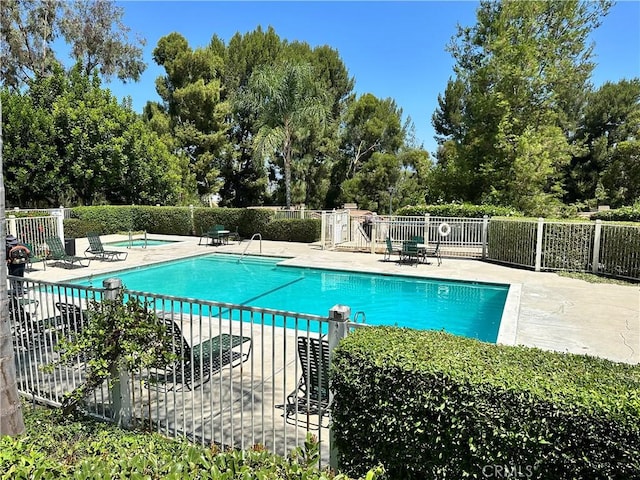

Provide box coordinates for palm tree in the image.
[247,63,328,208]
[0,97,26,436]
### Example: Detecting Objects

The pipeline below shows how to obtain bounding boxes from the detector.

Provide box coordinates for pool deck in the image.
[28,233,639,365]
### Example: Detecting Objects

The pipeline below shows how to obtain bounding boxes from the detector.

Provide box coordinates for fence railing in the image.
[6,214,63,257]
[10,276,352,466]
[328,214,487,258]
[488,218,640,281]
[320,212,639,281]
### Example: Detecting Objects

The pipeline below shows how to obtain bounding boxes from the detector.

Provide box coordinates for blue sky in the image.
[103,1,640,155]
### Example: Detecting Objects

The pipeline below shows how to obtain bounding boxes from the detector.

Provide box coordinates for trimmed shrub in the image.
[63,218,105,238]
[591,205,640,222]
[331,327,640,480]
[132,206,192,235]
[71,206,137,233]
[191,207,272,239]
[0,407,384,479]
[397,203,521,218]
[262,218,321,242]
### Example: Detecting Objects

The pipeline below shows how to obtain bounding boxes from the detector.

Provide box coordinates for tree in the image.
[59,0,146,82]
[567,79,640,206]
[432,0,611,213]
[0,95,26,436]
[328,93,406,208]
[2,66,184,206]
[151,33,230,198]
[246,63,329,208]
[1,0,146,90]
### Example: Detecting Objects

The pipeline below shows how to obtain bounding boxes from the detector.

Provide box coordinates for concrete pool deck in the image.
[27,233,639,365]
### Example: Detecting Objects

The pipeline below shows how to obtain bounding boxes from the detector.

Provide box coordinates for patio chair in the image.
[286,336,331,419]
[400,240,422,266]
[45,236,91,269]
[148,317,252,391]
[85,232,128,261]
[424,239,442,266]
[384,237,401,262]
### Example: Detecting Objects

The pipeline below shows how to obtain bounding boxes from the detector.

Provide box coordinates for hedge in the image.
[397,203,521,218]
[262,218,321,243]
[331,327,640,480]
[1,407,384,480]
[591,205,640,222]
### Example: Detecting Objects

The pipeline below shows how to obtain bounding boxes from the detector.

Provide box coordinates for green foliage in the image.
[397,203,520,218]
[44,293,174,415]
[591,205,640,222]
[2,67,183,207]
[192,207,274,239]
[487,218,537,267]
[132,206,192,235]
[1,407,385,479]
[71,206,138,234]
[63,219,106,239]
[262,219,321,243]
[432,0,611,212]
[331,327,640,479]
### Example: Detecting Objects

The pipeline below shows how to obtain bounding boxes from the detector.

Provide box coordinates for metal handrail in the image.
[240,233,262,260]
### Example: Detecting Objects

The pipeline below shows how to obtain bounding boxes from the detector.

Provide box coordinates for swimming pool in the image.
[106,239,178,247]
[74,254,509,342]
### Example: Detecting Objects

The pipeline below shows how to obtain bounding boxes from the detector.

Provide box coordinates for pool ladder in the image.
[127,230,147,249]
[239,233,262,261]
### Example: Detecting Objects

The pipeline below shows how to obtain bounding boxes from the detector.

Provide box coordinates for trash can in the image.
[64,238,76,256]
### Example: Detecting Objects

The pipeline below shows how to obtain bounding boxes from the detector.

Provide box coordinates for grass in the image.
[557,271,637,285]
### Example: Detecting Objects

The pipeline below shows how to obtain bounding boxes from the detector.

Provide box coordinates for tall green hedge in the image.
[331,327,640,480]
[67,206,318,242]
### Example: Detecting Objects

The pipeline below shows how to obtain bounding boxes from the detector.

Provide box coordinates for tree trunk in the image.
[0,99,26,436]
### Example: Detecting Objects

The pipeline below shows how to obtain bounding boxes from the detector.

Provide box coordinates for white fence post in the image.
[534,217,544,272]
[424,214,430,244]
[481,215,489,259]
[370,220,377,254]
[592,219,602,274]
[328,304,350,472]
[103,278,131,428]
[321,211,327,250]
[8,215,17,237]
[53,209,65,243]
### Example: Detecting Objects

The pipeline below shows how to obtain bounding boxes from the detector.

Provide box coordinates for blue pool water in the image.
[75,254,509,342]
[106,239,178,247]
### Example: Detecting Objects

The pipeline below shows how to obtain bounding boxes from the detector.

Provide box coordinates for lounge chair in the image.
[45,236,91,269]
[24,242,47,271]
[286,336,331,419]
[55,302,88,337]
[148,317,252,391]
[85,232,128,261]
[10,295,61,350]
[384,237,401,262]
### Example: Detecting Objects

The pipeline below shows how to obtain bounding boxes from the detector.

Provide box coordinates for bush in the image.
[62,218,105,238]
[192,207,274,239]
[591,205,640,222]
[397,203,521,218]
[262,218,321,242]
[331,327,640,480]
[1,406,385,480]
